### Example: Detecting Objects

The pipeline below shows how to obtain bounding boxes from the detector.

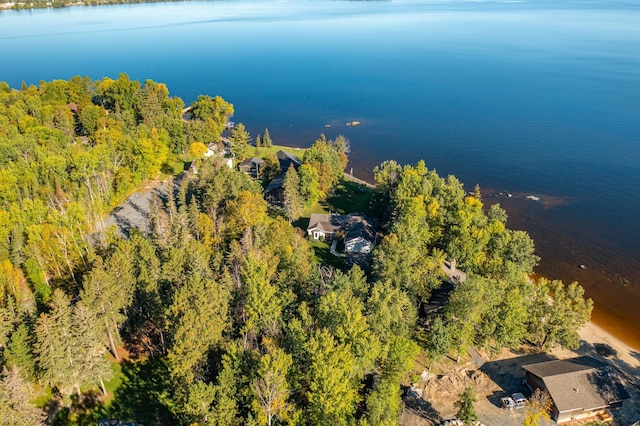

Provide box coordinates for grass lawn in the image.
[252,143,307,159]
[160,154,189,177]
[294,178,375,231]
[323,179,375,216]
[298,179,375,219]
[309,240,345,270]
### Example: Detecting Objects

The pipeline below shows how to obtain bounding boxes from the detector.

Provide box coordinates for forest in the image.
[0,75,592,425]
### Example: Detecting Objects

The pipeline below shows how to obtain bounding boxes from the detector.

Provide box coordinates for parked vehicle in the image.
[501,396,515,409]
[512,392,527,409]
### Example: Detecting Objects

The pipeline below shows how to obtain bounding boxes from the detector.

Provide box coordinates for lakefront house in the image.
[307,213,377,254]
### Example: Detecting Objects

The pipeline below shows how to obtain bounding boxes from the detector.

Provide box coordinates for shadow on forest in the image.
[73,357,177,425]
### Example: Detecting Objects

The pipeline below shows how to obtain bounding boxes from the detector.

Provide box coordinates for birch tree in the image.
[253,347,292,426]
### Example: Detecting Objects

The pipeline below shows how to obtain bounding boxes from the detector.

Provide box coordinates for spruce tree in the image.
[4,322,37,380]
[80,246,135,360]
[167,274,230,382]
[230,123,251,160]
[72,302,114,395]
[282,165,304,223]
[454,385,478,425]
[35,289,79,401]
[263,128,272,147]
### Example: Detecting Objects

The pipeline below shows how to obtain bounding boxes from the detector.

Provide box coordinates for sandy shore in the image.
[572,321,640,383]
[401,320,640,426]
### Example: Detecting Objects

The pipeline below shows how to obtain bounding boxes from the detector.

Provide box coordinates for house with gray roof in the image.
[238,157,264,179]
[344,216,377,254]
[523,356,629,424]
[307,213,377,254]
[307,213,346,241]
[276,150,302,171]
[262,150,303,206]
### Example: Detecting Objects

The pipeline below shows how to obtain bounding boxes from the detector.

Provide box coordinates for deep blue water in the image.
[2,0,640,343]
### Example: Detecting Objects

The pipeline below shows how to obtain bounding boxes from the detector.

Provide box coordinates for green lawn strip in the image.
[103,359,124,399]
[252,144,307,159]
[323,179,375,216]
[294,179,374,230]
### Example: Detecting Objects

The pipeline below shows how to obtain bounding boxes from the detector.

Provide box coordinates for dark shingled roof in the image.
[238,157,264,168]
[523,357,629,414]
[264,174,285,193]
[307,213,377,242]
[276,150,302,172]
[345,216,377,242]
[523,356,605,378]
[307,213,346,234]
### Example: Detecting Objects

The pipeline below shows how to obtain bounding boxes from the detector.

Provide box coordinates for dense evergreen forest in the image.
[0,75,592,425]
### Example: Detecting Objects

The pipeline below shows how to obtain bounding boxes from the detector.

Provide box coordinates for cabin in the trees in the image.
[263,150,303,205]
[264,174,285,205]
[522,356,628,424]
[344,216,377,254]
[238,157,264,179]
[307,213,377,254]
[275,149,302,171]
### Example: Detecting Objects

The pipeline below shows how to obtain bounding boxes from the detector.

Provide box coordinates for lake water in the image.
[1,0,640,348]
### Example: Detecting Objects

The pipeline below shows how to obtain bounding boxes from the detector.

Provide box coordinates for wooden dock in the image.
[343,172,376,189]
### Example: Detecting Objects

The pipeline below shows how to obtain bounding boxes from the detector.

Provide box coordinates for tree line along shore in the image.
[0,75,595,425]
[1,0,185,11]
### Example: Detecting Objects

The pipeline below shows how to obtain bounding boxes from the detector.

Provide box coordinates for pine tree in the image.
[167,274,230,382]
[80,247,135,360]
[0,304,15,351]
[454,385,478,425]
[230,123,251,160]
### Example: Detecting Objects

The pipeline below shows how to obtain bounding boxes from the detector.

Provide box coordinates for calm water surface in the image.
[1,0,640,348]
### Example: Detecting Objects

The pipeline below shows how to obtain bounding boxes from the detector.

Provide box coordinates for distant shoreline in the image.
[0,0,184,12]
